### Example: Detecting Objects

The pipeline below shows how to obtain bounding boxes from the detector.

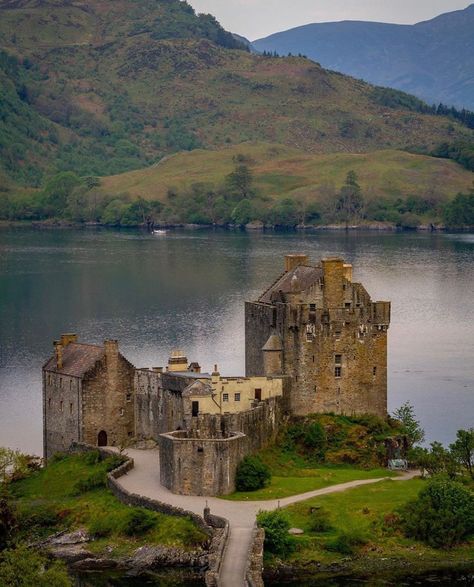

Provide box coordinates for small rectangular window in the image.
[309,303,316,311]
[48,398,52,408]
[335,354,342,365]
[192,401,199,417]
[234,393,241,402]
[345,302,351,309]
[69,402,73,415]
[373,366,377,376]
[60,400,63,412]
[223,393,229,402]
[335,366,342,378]
[126,393,132,402]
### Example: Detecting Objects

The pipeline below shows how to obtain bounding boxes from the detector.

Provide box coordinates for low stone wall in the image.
[246,524,265,587]
[68,443,230,586]
[160,431,246,496]
[204,508,230,587]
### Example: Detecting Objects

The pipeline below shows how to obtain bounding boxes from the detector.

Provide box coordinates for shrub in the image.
[257,510,294,556]
[235,456,271,492]
[122,508,156,536]
[18,502,60,531]
[82,450,101,466]
[304,423,327,459]
[0,492,16,549]
[325,529,368,555]
[0,544,71,587]
[308,507,332,533]
[89,516,115,538]
[72,470,106,495]
[400,479,474,548]
[104,455,126,472]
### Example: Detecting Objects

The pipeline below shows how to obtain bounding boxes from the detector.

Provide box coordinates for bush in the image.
[235,456,271,492]
[257,510,294,556]
[121,508,156,536]
[304,422,327,459]
[82,450,101,466]
[72,470,106,495]
[400,479,474,548]
[325,529,368,555]
[89,516,115,538]
[0,544,71,587]
[308,507,332,532]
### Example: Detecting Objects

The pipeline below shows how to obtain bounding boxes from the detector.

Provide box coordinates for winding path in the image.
[117,449,417,587]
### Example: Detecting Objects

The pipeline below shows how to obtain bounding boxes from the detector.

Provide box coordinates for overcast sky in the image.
[187,0,472,40]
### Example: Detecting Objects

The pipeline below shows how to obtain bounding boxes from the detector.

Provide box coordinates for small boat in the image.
[153,229,168,235]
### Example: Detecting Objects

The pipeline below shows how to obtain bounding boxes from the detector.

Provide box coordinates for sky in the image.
[187,0,472,40]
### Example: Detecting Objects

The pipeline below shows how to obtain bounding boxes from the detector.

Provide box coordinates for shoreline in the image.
[1,220,473,233]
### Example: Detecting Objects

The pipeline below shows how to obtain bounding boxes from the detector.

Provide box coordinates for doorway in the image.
[98,430,108,447]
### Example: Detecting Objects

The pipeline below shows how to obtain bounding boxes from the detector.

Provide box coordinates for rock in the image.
[71,557,119,570]
[127,546,207,570]
[42,528,91,546]
[245,221,264,231]
[48,544,92,563]
[289,528,304,535]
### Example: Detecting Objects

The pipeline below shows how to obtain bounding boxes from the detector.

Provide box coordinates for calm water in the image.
[0,227,473,455]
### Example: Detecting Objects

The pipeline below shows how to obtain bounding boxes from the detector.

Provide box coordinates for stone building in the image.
[43,334,135,460]
[245,254,390,418]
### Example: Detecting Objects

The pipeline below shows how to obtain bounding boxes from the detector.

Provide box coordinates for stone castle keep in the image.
[43,255,390,496]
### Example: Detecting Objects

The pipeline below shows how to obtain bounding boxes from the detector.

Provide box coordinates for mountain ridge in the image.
[253,4,474,109]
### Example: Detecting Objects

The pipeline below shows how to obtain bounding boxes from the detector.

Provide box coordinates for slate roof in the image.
[43,343,104,378]
[182,380,213,397]
[258,265,323,304]
[262,333,283,351]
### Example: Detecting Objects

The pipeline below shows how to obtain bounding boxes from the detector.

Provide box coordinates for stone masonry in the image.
[245,255,390,417]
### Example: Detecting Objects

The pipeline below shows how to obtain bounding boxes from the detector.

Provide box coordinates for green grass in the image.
[224,466,396,501]
[101,142,474,204]
[274,479,473,567]
[11,452,206,555]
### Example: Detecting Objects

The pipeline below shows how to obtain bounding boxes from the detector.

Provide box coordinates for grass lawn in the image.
[276,478,474,567]
[10,452,207,556]
[224,466,397,501]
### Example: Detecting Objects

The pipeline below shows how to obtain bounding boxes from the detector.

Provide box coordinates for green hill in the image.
[0,0,472,189]
[102,142,474,204]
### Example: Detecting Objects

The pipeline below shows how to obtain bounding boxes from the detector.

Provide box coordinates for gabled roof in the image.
[262,333,283,351]
[182,380,213,397]
[43,343,104,378]
[258,264,323,304]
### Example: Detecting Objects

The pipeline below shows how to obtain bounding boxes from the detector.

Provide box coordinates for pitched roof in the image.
[43,343,104,378]
[258,264,323,304]
[262,333,283,351]
[182,380,213,397]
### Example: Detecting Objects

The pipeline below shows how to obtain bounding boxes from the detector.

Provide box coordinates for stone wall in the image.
[160,395,287,496]
[245,301,275,377]
[246,524,265,587]
[43,372,82,460]
[134,369,185,440]
[160,431,247,496]
[81,347,135,448]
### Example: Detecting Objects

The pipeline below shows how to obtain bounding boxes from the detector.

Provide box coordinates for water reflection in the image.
[0,228,473,454]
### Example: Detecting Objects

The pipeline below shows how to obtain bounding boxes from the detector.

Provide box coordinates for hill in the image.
[0,0,472,189]
[253,4,474,110]
[102,142,474,204]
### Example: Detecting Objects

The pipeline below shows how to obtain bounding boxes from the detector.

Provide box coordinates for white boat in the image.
[153,229,168,235]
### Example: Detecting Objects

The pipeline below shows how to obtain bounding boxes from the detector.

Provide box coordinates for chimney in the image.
[60,333,78,347]
[343,264,353,282]
[54,340,63,370]
[322,258,345,308]
[285,254,309,272]
[167,350,188,372]
[104,339,119,362]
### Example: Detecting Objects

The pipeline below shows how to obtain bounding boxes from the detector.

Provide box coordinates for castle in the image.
[43,255,390,496]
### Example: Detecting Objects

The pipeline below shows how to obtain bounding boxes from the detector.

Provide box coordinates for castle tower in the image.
[245,254,390,418]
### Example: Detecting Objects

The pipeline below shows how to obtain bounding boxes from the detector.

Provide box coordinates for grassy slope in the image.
[0,0,472,187]
[10,453,207,556]
[101,142,474,203]
[278,479,474,570]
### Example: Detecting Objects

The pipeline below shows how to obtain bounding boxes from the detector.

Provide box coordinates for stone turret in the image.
[262,333,283,376]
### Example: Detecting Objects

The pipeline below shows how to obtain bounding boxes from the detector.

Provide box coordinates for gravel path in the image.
[117,448,417,587]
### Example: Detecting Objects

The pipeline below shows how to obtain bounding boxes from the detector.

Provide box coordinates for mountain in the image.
[0,0,472,189]
[253,4,474,110]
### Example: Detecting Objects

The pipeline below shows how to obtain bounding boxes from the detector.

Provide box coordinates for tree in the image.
[0,490,16,550]
[392,402,425,448]
[400,479,474,549]
[336,171,364,226]
[225,163,254,201]
[41,172,82,217]
[450,428,474,478]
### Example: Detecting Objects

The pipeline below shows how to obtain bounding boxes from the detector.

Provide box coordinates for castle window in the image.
[373,366,377,376]
[59,378,63,388]
[60,401,63,412]
[48,398,51,408]
[69,402,73,415]
[223,393,229,402]
[309,303,316,312]
[345,302,351,309]
[335,366,342,378]
[335,354,342,365]
[197,447,204,453]
[69,380,73,391]
[234,393,241,402]
[126,393,132,402]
